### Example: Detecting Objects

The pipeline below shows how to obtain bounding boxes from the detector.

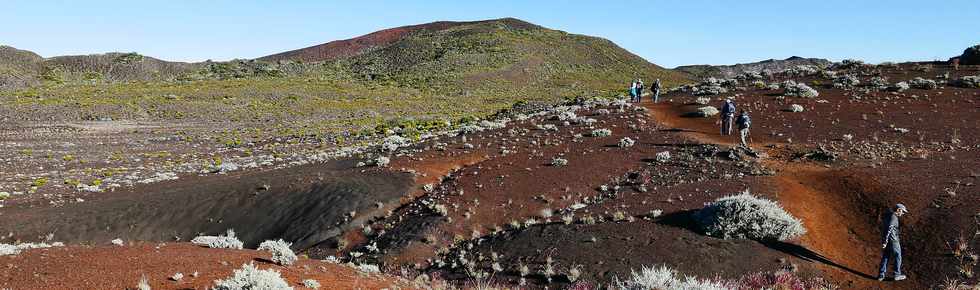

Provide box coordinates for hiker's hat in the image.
[896,203,908,213]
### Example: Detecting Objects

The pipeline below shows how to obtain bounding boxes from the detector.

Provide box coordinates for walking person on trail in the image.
[629,80,638,102]
[717,98,736,135]
[636,79,644,103]
[735,111,751,148]
[878,203,908,281]
[952,57,960,71]
[652,78,662,103]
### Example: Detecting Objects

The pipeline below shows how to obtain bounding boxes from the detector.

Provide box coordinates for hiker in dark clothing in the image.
[653,79,662,103]
[735,111,751,148]
[718,98,736,135]
[878,203,908,281]
[636,80,644,103]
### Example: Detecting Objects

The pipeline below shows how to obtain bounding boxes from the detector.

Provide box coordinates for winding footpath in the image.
[642,99,913,290]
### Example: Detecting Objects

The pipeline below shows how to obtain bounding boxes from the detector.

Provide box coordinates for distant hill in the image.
[2,18,687,93]
[260,17,687,88]
[0,18,689,126]
[675,56,832,79]
[258,19,543,63]
[0,46,201,89]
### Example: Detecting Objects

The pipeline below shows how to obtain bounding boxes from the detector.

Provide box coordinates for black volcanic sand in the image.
[0,160,413,250]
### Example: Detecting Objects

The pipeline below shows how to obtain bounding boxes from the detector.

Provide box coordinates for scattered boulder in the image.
[787,104,804,112]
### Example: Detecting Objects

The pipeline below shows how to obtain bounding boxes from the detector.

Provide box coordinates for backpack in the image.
[737,114,751,128]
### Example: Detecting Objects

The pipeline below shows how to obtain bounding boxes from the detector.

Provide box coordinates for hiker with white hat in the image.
[877,203,908,281]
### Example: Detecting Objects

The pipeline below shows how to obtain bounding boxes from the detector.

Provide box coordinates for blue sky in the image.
[3,0,977,68]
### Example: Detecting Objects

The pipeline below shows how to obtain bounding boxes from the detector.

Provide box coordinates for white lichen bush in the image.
[695,106,719,118]
[611,265,728,290]
[786,65,819,76]
[869,76,888,90]
[0,242,64,256]
[258,239,297,266]
[302,279,321,289]
[213,263,293,290]
[695,191,806,241]
[380,135,410,152]
[694,97,711,105]
[952,75,980,88]
[191,229,244,249]
[890,81,910,92]
[618,137,636,148]
[908,77,938,90]
[788,104,805,113]
[551,157,569,167]
[373,156,390,167]
[590,128,612,137]
[655,151,671,163]
[783,81,819,98]
[832,74,860,89]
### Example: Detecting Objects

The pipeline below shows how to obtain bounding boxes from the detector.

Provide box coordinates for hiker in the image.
[878,203,908,281]
[652,78,662,103]
[636,79,644,103]
[952,58,960,71]
[629,80,637,102]
[718,98,736,135]
[735,110,751,148]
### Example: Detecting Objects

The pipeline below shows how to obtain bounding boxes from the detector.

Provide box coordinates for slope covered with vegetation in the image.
[1,18,688,140]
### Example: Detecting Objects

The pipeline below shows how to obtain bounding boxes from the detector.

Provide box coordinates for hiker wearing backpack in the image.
[629,80,638,102]
[878,204,909,282]
[718,98,736,135]
[735,110,751,148]
[652,79,662,103]
[635,79,644,103]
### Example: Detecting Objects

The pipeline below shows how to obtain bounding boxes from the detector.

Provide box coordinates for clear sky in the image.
[3,0,977,68]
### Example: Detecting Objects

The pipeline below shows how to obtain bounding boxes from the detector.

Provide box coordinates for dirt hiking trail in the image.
[643,100,918,290]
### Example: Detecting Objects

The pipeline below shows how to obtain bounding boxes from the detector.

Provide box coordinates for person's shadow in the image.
[656,210,878,280]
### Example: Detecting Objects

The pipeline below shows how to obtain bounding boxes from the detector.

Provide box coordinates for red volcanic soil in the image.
[0,243,414,290]
[344,63,977,289]
[258,18,540,63]
[1,63,976,289]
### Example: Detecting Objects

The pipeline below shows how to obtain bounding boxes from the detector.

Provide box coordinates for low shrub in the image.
[258,239,297,266]
[890,81,910,92]
[302,279,321,289]
[788,104,804,113]
[191,229,244,249]
[694,191,806,241]
[618,137,636,148]
[832,74,860,89]
[590,128,612,137]
[551,157,569,167]
[214,263,293,290]
[952,75,980,88]
[611,265,727,290]
[908,77,938,90]
[783,81,819,98]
